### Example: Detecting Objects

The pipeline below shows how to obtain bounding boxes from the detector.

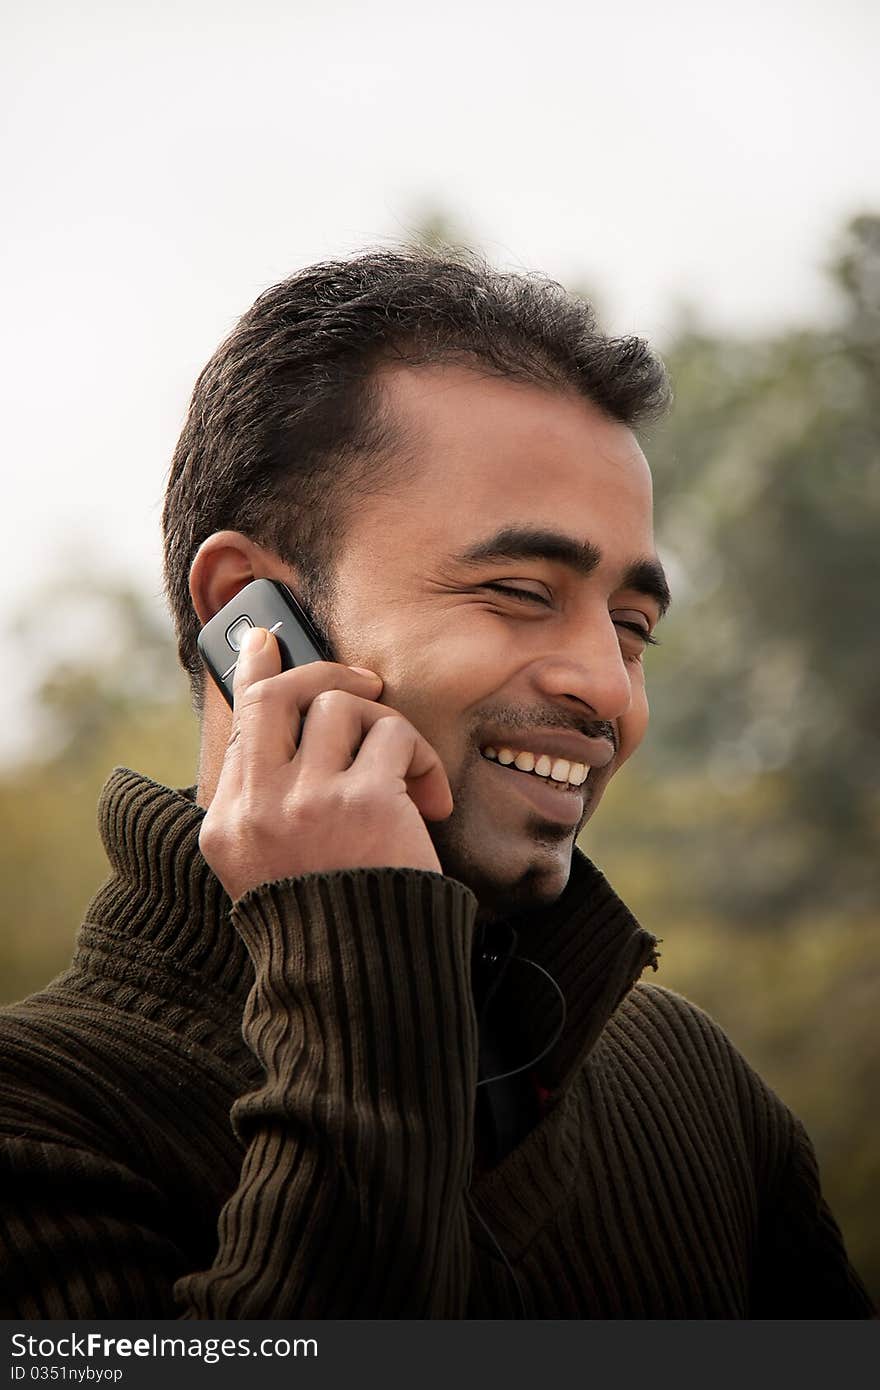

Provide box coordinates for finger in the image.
[353,714,454,821]
[296,693,436,783]
[231,632,383,782]
[295,690,390,774]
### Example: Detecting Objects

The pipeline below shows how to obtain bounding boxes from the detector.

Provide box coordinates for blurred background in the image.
[2,0,878,1300]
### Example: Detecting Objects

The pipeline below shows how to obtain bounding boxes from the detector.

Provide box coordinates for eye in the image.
[612,614,660,651]
[481,581,552,605]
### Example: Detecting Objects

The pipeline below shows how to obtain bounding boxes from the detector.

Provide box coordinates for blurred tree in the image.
[594,212,880,927]
[10,570,190,766]
[0,576,197,1003]
[583,212,880,1295]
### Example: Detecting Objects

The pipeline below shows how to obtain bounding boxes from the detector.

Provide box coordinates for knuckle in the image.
[293,772,342,813]
[283,797,326,836]
[235,677,276,713]
[373,710,408,738]
[199,815,229,857]
[338,781,374,819]
[236,793,275,838]
[309,687,350,715]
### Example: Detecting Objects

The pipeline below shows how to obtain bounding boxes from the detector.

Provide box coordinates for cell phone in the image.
[197,578,331,709]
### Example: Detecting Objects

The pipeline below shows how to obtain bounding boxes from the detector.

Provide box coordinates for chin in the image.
[434,827,574,921]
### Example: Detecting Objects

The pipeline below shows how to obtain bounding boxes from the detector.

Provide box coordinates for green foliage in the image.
[0,579,198,1002]
[631,212,880,926]
[580,213,880,1296]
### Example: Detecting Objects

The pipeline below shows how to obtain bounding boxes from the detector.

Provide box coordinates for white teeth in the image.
[480,745,592,790]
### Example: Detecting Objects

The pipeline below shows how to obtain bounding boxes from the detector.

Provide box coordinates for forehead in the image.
[375,362,654,540]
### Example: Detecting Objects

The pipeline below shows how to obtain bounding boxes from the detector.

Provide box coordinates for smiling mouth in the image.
[479,746,591,794]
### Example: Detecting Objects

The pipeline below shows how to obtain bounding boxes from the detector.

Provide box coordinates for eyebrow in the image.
[451,525,672,619]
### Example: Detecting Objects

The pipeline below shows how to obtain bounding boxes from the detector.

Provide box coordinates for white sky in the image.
[1,0,877,760]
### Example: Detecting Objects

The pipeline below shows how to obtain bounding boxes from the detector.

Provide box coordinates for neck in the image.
[195,686,233,810]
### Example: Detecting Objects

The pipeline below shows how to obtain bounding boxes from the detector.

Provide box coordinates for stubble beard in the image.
[426,756,583,923]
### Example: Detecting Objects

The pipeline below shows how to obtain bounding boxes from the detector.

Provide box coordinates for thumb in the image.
[232,625,282,704]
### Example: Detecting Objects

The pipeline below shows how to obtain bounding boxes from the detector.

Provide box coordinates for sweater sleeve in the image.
[750,1114,877,1318]
[174,865,480,1318]
[0,865,479,1319]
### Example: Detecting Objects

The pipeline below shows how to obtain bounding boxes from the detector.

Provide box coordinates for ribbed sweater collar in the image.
[74,766,252,1012]
[504,849,661,1097]
[77,767,660,1095]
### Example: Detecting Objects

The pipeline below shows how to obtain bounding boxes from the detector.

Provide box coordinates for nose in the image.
[530,616,633,721]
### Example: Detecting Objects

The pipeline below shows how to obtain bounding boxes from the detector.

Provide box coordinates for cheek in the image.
[378,634,509,777]
[367,614,501,704]
[365,640,478,750]
[389,666,478,749]
[616,672,650,767]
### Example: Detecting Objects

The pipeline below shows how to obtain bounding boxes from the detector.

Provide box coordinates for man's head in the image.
[162,249,671,916]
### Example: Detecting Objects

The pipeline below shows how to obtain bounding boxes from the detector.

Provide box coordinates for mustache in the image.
[471,706,618,755]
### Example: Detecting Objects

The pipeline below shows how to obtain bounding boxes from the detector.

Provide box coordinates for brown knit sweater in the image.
[0,768,874,1318]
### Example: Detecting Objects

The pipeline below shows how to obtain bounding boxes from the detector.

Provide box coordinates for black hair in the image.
[161,247,671,711]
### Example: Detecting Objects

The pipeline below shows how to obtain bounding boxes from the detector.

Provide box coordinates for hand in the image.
[199,626,453,901]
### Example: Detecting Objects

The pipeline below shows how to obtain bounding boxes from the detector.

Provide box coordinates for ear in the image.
[188,531,302,626]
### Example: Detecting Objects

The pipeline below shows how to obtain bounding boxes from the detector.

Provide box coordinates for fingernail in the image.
[348,665,382,682]
[241,626,267,655]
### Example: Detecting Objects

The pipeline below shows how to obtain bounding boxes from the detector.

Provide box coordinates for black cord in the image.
[474,955,567,1088]
[464,1188,528,1318]
[466,954,566,1318]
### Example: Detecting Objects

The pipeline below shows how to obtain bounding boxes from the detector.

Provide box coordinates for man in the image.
[0,251,874,1318]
